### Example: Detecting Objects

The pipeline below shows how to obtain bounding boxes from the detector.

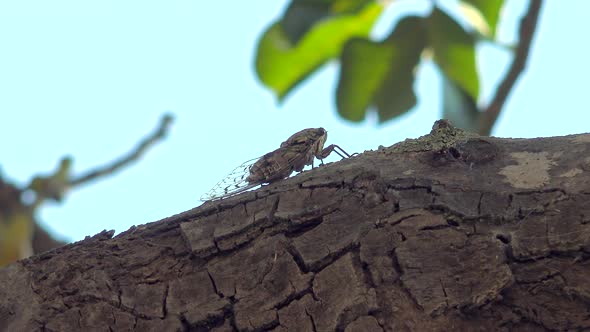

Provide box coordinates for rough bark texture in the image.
[2,120,590,331]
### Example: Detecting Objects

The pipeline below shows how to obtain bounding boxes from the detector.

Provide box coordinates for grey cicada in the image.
[200,127,352,201]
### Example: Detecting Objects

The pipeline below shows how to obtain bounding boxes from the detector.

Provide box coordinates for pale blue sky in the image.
[1,1,588,242]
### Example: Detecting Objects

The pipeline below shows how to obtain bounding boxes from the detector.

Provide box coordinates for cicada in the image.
[200,128,352,201]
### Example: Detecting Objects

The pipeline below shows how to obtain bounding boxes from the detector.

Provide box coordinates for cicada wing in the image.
[200,144,320,202]
[199,157,261,201]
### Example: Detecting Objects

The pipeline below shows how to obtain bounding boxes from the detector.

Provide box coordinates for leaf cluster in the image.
[255,0,504,126]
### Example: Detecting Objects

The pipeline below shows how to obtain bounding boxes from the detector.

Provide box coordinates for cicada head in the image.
[309,128,327,155]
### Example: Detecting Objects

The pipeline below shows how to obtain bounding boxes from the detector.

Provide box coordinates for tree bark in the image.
[2,120,590,331]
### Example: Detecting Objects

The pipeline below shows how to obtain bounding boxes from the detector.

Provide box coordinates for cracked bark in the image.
[2,120,590,331]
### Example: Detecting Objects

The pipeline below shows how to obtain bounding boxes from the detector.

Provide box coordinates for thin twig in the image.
[69,113,174,186]
[479,0,543,136]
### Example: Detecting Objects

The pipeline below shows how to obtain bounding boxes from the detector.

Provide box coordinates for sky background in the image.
[1,0,588,242]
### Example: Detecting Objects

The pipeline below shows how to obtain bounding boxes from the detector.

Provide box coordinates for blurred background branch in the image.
[0,113,173,266]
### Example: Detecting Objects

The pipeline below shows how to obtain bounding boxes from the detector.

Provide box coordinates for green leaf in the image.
[337,39,394,122]
[255,3,382,101]
[427,7,480,101]
[337,16,427,122]
[330,0,374,14]
[281,0,373,43]
[442,76,480,131]
[459,0,504,38]
[281,2,331,44]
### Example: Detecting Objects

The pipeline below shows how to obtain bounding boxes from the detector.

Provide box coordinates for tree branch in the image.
[5,122,590,330]
[478,0,543,136]
[69,113,174,187]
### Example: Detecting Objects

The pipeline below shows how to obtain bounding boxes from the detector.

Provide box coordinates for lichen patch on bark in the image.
[499,152,555,189]
[559,168,583,178]
[571,134,590,143]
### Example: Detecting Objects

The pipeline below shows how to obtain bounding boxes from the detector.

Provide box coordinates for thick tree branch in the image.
[69,113,173,187]
[479,0,543,136]
[4,121,590,330]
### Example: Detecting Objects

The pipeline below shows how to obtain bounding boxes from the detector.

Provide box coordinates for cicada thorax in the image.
[280,127,328,168]
[280,127,327,149]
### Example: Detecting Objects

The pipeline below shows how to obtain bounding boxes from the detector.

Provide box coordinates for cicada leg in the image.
[316,144,354,165]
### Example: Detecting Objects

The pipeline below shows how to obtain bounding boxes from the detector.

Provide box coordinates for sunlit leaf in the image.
[255,3,382,101]
[281,2,331,44]
[281,0,374,43]
[330,0,374,14]
[459,0,504,38]
[427,7,480,101]
[337,16,427,122]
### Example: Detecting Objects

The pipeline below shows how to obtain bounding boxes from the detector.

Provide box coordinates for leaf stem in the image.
[478,0,543,136]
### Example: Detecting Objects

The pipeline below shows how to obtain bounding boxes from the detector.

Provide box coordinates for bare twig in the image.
[479,0,543,136]
[69,113,174,186]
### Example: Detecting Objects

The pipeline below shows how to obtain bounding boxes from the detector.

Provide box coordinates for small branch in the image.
[69,113,174,187]
[478,0,543,136]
